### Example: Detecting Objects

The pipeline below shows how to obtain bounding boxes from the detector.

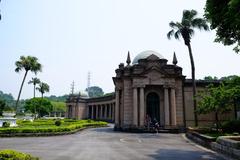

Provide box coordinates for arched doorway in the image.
[146,92,160,122]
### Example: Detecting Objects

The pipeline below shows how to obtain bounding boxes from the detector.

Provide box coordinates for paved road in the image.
[0,125,228,160]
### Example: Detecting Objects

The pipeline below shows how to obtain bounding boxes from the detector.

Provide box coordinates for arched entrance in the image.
[146,92,160,122]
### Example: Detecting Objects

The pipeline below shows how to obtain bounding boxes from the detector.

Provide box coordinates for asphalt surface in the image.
[0,125,228,160]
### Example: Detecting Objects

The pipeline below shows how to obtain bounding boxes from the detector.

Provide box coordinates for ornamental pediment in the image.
[142,66,168,76]
[145,70,165,78]
[146,54,160,61]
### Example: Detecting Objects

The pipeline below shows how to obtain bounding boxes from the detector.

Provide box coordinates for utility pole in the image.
[87,72,91,95]
[70,81,75,95]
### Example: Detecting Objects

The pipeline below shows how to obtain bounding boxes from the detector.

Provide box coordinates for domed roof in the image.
[132,50,164,64]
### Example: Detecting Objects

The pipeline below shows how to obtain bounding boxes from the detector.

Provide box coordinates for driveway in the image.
[0,125,228,160]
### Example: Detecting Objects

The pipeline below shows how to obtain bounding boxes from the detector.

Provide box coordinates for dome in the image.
[132,50,164,64]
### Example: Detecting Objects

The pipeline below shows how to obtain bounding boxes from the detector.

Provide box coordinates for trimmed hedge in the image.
[2,122,10,128]
[222,120,240,133]
[0,120,107,135]
[0,150,39,160]
[55,119,62,126]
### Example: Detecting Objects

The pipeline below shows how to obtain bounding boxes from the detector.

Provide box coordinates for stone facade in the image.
[66,50,235,131]
[113,51,184,130]
[66,94,115,122]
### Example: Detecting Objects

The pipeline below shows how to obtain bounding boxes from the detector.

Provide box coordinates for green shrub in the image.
[0,149,39,160]
[0,119,107,134]
[222,120,240,133]
[55,119,62,126]
[2,122,10,128]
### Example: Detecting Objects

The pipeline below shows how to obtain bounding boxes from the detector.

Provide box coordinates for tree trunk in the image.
[16,70,28,113]
[33,84,36,98]
[187,44,198,126]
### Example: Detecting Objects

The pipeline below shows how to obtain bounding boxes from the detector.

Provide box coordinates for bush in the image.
[2,122,10,128]
[222,120,240,133]
[0,149,39,160]
[55,119,62,126]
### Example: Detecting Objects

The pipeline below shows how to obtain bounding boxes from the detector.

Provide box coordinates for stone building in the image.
[66,50,234,131]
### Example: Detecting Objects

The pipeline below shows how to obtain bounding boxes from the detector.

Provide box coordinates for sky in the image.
[0,0,239,100]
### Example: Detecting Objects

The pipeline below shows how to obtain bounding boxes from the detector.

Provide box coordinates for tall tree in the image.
[197,84,231,130]
[167,9,209,126]
[36,82,50,98]
[15,56,42,112]
[28,77,41,98]
[25,98,53,117]
[86,86,104,98]
[205,0,240,53]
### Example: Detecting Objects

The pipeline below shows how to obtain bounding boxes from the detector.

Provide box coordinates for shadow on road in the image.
[148,148,225,160]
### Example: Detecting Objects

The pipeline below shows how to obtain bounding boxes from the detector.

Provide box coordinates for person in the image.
[145,114,151,131]
[152,118,160,133]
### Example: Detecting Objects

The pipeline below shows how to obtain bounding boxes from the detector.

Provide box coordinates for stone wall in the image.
[184,85,235,127]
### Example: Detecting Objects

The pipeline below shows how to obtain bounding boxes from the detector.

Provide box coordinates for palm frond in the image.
[174,30,181,40]
[167,29,175,39]
[192,18,209,31]
[182,10,197,22]
[189,28,195,37]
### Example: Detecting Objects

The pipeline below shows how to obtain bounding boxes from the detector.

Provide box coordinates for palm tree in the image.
[28,77,41,98]
[15,56,42,112]
[36,82,50,98]
[167,9,209,126]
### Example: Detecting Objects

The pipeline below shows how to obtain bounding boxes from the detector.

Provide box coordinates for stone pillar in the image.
[109,104,112,119]
[72,105,75,118]
[164,88,170,126]
[103,105,106,119]
[133,87,138,126]
[112,103,115,121]
[96,105,99,119]
[76,105,80,119]
[91,106,94,119]
[115,90,119,125]
[171,88,177,126]
[86,105,89,119]
[99,105,103,119]
[139,87,145,127]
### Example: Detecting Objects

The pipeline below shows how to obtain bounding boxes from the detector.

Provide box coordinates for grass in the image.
[204,132,232,138]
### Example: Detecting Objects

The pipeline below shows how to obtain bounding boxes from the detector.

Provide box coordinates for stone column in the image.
[164,88,170,126]
[115,90,119,125]
[98,105,103,119]
[133,87,138,126]
[76,105,80,119]
[86,105,89,119]
[103,105,106,119]
[139,87,145,126]
[112,103,115,121]
[109,104,112,119]
[171,88,177,126]
[72,105,75,118]
[95,105,98,119]
[91,106,94,119]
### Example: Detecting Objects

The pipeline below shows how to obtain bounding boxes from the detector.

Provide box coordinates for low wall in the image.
[187,132,240,160]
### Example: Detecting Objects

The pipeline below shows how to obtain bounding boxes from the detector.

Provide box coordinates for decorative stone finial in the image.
[172,52,178,65]
[126,51,131,65]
